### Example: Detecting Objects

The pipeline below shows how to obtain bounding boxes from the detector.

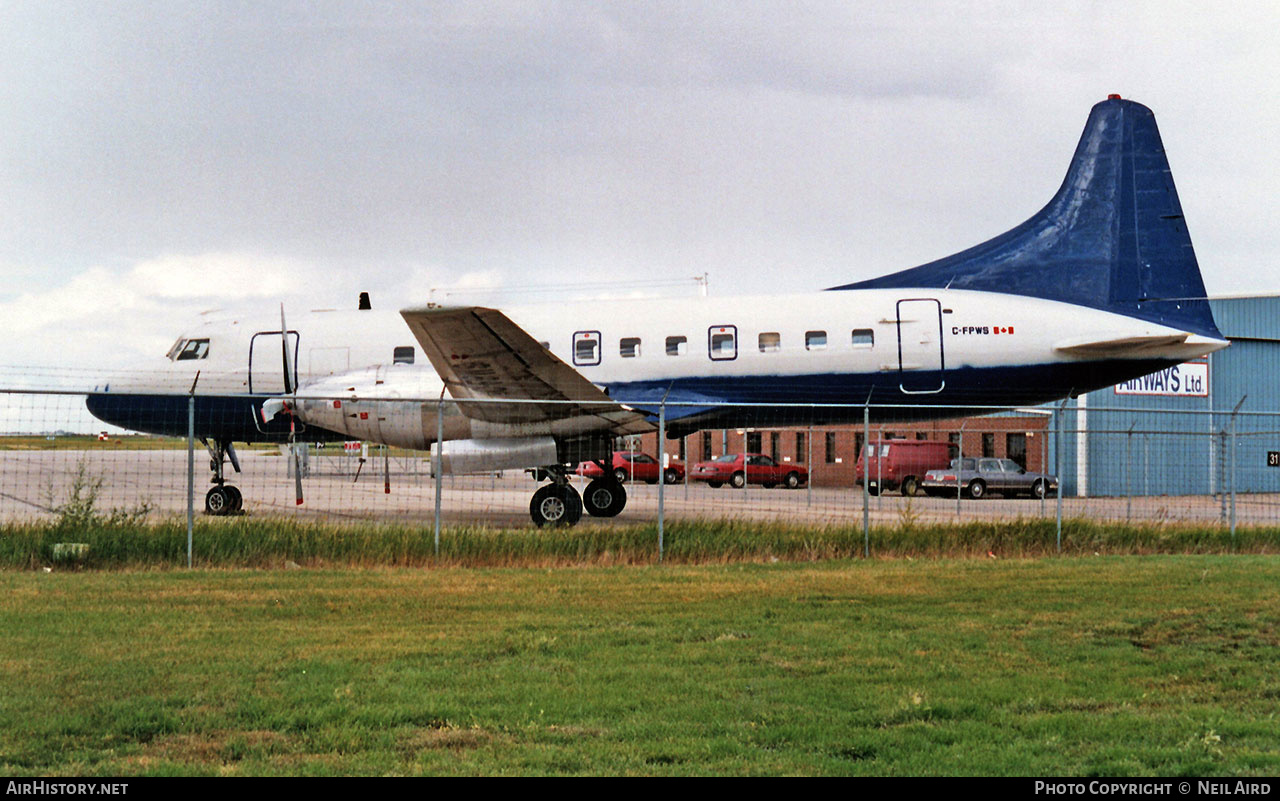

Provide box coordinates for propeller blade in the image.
[279,303,294,396]
[291,414,304,506]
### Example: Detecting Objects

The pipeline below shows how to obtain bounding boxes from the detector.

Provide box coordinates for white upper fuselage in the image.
[126,288,1225,400]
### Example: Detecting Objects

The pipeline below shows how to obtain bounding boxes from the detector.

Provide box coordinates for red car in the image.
[690,453,808,489]
[576,452,684,484]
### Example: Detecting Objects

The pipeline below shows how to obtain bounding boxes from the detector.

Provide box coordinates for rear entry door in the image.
[896,299,945,393]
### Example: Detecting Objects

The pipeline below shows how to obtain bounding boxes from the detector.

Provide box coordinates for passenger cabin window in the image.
[805,331,827,351]
[851,329,874,347]
[758,332,780,353]
[393,346,415,365]
[175,339,210,361]
[665,336,687,356]
[620,337,641,358]
[708,326,737,361]
[573,331,601,366]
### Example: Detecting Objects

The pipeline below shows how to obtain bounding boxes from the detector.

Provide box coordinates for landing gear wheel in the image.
[583,478,627,518]
[225,485,243,512]
[205,486,235,516]
[530,484,584,528]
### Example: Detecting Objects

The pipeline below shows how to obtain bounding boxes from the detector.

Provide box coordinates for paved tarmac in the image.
[3,448,1276,528]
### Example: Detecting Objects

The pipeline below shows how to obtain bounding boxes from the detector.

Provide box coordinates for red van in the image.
[854,440,954,496]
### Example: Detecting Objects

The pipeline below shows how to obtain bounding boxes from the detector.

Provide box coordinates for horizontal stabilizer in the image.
[1054,331,1228,359]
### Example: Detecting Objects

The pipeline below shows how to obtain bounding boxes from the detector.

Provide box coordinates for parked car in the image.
[690,453,808,489]
[922,458,1058,499]
[855,439,954,496]
[576,451,684,484]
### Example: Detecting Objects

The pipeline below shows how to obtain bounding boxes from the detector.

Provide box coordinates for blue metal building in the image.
[1054,296,1280,497]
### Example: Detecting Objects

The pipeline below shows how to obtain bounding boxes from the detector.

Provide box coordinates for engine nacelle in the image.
[438,437,560,475]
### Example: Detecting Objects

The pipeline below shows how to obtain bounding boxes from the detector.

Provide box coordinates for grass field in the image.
[2,556,1279,776]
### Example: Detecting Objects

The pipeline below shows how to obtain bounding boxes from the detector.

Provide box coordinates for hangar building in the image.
[1055,295,1280,497]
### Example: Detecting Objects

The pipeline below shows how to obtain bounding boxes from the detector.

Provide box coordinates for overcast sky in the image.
[2,1,1279,371]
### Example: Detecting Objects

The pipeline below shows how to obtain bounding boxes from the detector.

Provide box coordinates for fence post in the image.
[806,425,812,508]
[1125,423,1134,522]
[186,393,194,569]
[1056,398,1067,553]
[862,403,870,558]
[1230,395,1247,544]
[658,402,665,563]
[434,396,443,557]
[956,422,966,515]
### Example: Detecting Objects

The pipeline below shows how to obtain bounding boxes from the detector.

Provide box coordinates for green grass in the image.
[2,515,1279,571]
[1,557,1279,775]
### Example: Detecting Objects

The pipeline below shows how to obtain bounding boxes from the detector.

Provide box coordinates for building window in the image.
[620,337,641,358]
[825,432,837,464]
[666,336,687,356]
[758,332,781,353]
[770,432,780,461]
[795,432,806,464]
[851,329,874,347]
[393,346,415,364]
[678,436,686,461]
[916,432,928,441]
[701,431,712,461]
[746,432,762,453]
[982,433,995,458]
[806,331,827,351]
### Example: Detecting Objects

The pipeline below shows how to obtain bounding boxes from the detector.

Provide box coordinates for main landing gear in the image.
[528,460,627,527]
[202,438,244,515]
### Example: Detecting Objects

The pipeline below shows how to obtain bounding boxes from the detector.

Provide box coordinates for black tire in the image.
[1031,479,1047,499]
[225,485,243,512]
[784,472,801,489]
[967,479,986,500]
[583,478,627,518]
[530,484,583,528]
[901,476,920,497]
[205,486,233,516]
[613,467,629,484]
[663,468,679,484]
[707,481,724,489]
[866,482,880,497]
[730,472,746,489]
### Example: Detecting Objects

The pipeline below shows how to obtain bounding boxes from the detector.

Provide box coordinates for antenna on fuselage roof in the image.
[358,292,371,310]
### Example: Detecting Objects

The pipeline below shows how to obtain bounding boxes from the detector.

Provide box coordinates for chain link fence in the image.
[5,388,1280,554]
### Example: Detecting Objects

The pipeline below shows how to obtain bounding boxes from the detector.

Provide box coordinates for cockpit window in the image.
[174,338,210,361]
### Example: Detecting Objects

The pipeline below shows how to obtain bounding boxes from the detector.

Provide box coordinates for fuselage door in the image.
[249,331,300,394]
[896,299,945,394]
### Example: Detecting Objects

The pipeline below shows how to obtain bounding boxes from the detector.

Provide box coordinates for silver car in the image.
[922,458,1059,499]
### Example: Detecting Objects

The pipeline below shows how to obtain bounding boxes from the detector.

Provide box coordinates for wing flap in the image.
[401,306,653,436]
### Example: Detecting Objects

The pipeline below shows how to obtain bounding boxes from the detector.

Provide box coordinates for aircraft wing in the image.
[400,306,654,436]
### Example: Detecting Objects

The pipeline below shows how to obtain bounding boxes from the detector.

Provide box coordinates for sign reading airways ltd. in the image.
[1114,360,1209,397]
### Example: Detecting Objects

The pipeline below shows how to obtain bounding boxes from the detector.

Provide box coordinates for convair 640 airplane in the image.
[87,96,1228,526]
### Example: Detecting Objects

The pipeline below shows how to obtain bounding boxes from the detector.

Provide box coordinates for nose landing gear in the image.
[202,438,244,515]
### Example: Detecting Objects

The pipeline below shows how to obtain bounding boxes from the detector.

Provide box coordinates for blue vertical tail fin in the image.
[831,96,1222,338]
